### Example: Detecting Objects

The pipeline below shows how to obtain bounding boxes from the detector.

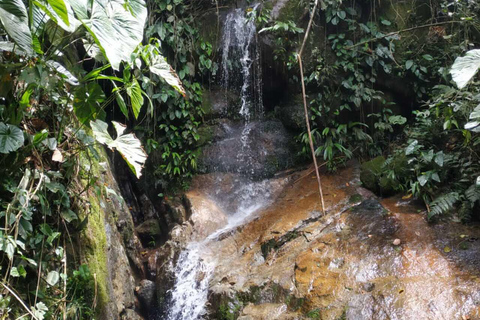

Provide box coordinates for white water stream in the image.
[166,5,268,320]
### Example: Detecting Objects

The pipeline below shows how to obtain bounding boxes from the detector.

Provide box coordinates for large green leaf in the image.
[46,0,69,25]
[77,0,147,70]
[0,122,24,154]
[450,49,480,89]
[90,120,147,178]
[33,0,80,33]
[73,82,106,124]
[0,0,33,55]
[149,54,186,96]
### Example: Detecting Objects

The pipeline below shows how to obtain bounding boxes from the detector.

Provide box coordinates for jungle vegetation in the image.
[0,0,478,318]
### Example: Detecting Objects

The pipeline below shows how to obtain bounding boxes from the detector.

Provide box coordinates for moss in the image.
[77,146,116,318]
[306,308,321,319]
[260,231,299,259]
[82,195,110,317]
[349,194,363,204]
[196,125,215,147]
[360,156,386,193]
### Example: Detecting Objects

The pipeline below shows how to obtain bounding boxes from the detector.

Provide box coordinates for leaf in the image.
[434,152,444,167]
[78,0,147,70]
[46,270,60,286]
[0,122,24,153]
[126,79,144,119]
[61,209,78,222]
[418,175,428,186]
[0,0,33,55]
[10,265,26,278]
[405,60,414,70]
[450,49,480,89]
[405,140,418,155]
[52,149,64,162]
[46,60,79,85]
[90,120,147,178]
[32,302,48,320]
[443,246,451,253]
[149,54,186,96]
[46,0,69,26]
[73,82,106,124]
[422,54,433,61]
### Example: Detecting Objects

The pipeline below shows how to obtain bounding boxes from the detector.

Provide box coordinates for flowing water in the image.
[166,5,272,320]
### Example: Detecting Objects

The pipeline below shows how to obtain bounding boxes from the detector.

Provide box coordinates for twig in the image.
[345,20,463,50]
[298,0,326,214]
[1,282,39,320]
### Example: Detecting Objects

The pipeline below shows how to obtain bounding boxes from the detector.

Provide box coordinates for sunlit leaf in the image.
[450,49,480,89]
[90,120,147,178]
[77,0,147,70]
[149,55,186,96]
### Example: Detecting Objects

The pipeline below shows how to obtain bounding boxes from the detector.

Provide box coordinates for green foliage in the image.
[384,82,480,220]
[0,0,183,316]
[144,0,216,189]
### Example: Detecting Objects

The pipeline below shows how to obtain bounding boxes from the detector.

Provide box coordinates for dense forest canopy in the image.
[0,0,479,318]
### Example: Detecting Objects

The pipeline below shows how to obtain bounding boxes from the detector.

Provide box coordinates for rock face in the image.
[79,148,144,320]
[198,120,295,177]
[198,165,480,320]
[186,191,228,240]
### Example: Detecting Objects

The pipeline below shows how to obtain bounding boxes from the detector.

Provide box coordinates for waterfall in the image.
[164,5,268,320]
[221,4,263,121]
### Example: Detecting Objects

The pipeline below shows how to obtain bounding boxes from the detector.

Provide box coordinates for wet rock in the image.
[202,89,240,119]
[135,219,162,242]
[135,280,156,311]
[165,196,190,225]
[196,119,234,147]
[120,309,143,320]
[239,303,291,319]
[275,95,306,131]
[139,194,157,221]
[186,191,228,240]
[361,282,375,292]
[198,120,295,177]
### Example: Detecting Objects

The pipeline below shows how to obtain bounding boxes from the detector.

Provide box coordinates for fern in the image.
[428,192,461,219]
[465,184,480,205]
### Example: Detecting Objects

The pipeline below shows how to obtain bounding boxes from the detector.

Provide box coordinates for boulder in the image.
[135,280,156,311]
[275,95,306,132]
[135,219,162,244]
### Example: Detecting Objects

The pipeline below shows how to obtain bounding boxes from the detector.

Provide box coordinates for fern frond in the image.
[428,192,461,219]
[465,184,480,205]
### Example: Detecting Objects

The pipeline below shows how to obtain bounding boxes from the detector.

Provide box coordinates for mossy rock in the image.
[136,219,162,238]
[360,156,386,193]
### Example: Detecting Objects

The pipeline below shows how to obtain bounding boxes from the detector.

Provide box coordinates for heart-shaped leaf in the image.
[0,122,24,154]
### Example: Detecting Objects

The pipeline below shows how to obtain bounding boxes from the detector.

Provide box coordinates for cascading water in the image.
[164,4,273,320]
[221,4,263,121]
